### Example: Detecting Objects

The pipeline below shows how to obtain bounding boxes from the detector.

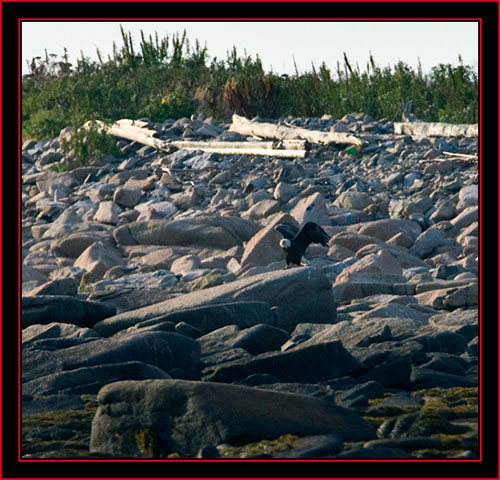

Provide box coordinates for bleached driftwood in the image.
[86,119,307,158]
[393,122,478,137]
[229,114,363,146]
[172,139,306,150]
[89,119,169,151]
[442,151,478,160]
[171,139,307,158]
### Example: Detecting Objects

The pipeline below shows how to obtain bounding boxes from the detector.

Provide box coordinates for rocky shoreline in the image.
[22,113,478,459]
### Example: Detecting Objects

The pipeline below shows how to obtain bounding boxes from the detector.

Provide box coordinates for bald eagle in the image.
[275,222,330,268]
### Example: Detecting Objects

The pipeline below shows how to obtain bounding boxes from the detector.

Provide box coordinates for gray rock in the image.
[273,182,299,203]
[38,149,63,166]
[290,192,331,226]
[353,303,430,323]
[35,170,81,196]
[429,199,456,222]
[230,324,290,355]
[170,254,201,276]
[89,379,375,457]
[86,270,179,313]
[243,174,269,193]
[450,206,478,229]
[204,340,362,383]
[388,196,433,220]
[23,331,200,382]
[410,366,477,389]
[22,361,170,396]
[357,354,413,388]
[50,231,113,258]
[335,191,371,211]
[198,324,243,355]
[184,152,218,169]
[41,209,85,239]
[21,295,116,329]
[95,301,274,337]
[457,184,478,210]
[334,445,410,459]
[409,228,448,258]
[336,381,385,408]
[413,331,468,355]
[73,241,124,277]
[22,264,50,285]
[113,186,142,207]
[338,249,403,277]
[135,200,177,220]
[363,437,441,452]
[108,169,150,185]
[93,201,122,225]
[123,215,259,248]
[333,272,410,303]
[21,113,480,459]
[94,267,336,335]
[467,337,478,357]
[357,218,421,243]
[253,382,336,402]
[420,352,468,376]
[22,322,99,346]
[383,172,404,186]
[22,394,86,416]
[174,321,203,339]
[414,283,478,309]
[244,199,281,220]
[240,213,296,269]
[26,277,78,296]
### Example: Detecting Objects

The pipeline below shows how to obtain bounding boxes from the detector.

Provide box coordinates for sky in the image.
[21,21,479,76]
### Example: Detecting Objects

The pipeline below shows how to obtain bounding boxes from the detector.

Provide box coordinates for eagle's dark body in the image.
[275,222,330,267]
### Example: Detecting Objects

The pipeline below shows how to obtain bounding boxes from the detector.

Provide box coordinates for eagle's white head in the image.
[279,238,291,249]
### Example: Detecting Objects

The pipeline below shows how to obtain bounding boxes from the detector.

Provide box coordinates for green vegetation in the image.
[59,117,124,165]
[22,26,479,143]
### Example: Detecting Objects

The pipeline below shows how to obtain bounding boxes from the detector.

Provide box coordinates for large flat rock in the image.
[89,379,376,457]
[97,301,275,338]
[22,295,116,329]
[22,331,200,382]
[203,340,362,383]
[94,267,336,335]
[119,215,260,249]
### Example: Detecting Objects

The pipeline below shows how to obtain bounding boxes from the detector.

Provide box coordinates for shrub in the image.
[60,118,123,166]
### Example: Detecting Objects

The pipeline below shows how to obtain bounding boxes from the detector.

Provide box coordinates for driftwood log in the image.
[90,119,167,151]
[393,122,478,137]
[442,151,478,160]
[87,119,307,158]
[229,114,363,146]
[171,139,307,158]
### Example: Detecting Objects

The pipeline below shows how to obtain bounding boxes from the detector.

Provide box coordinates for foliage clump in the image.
[59,117,123,166]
